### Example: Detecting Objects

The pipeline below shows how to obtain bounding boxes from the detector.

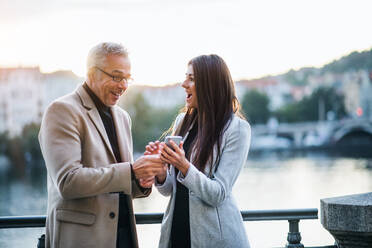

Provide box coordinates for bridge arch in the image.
[332,121,372,145]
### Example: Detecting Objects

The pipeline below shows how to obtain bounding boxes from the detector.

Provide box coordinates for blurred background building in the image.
[0,68,81,136]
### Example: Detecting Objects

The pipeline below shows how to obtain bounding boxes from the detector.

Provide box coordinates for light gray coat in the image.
[156,113,251,248]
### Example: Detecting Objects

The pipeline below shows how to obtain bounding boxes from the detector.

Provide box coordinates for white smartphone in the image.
[164,136,182,149]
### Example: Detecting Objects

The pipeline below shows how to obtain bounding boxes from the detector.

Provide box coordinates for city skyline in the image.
[1,0,372,85]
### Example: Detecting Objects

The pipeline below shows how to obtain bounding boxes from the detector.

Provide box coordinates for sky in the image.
[1,0,372,86]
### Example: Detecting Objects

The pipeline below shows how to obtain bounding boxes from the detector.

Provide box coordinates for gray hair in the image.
[86,42,128,73]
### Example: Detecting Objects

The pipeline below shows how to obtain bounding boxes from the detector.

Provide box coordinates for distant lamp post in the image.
[318,97,325,121]
[267,117,279,135]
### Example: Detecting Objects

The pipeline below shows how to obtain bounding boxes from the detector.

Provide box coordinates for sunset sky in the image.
[1,0,372,86]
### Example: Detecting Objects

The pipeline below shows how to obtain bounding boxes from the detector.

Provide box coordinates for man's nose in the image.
[118,80,129,90]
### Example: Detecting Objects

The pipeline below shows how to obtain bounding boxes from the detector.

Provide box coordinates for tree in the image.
[120,91,180,153]
[322,49,372,73]
[0,132,9,155]
[3,123,43,175]
[241,90,270,124]
[273,87,347,123]
[21,123,43,166]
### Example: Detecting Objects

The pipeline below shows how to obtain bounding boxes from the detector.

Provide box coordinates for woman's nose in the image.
[181,80,188,88]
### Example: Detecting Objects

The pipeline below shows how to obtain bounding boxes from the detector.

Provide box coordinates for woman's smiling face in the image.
[182,64,197,109]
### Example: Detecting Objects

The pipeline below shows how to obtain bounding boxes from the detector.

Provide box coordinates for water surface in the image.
[0,152,371,247]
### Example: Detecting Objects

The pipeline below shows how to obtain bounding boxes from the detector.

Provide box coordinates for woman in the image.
[146,54,251,248]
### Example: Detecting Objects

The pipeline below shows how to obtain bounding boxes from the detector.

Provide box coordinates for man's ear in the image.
[87,68,96,83]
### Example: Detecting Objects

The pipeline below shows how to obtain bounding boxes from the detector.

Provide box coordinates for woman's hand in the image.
[160,140,190,177]
[144,140,162,155]
[142,141,168,184]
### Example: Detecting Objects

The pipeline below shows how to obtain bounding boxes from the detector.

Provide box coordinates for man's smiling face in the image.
[90,54,131,106]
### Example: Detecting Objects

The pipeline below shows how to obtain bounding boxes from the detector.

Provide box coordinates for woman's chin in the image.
[186,104,197,109]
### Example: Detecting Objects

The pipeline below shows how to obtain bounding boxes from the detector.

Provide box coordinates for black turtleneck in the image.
[83,83,134,248]
[170,121,198,248]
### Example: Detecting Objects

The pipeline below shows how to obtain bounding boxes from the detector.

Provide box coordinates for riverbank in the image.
[249,143,372,159]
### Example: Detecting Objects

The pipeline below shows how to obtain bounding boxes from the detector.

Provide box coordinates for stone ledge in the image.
[321,192,372,248]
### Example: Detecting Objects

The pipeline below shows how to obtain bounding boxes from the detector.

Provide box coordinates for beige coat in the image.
[39,84,149,248]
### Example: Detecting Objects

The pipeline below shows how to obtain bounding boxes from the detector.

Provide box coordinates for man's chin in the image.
[105,100,117,107]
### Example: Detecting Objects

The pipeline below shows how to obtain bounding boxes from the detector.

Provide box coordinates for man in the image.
[39,42,163,248]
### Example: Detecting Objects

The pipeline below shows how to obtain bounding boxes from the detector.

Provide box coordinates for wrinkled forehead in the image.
[104,55,131,75]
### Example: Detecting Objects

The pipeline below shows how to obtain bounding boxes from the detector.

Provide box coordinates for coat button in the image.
[109,212,115,219]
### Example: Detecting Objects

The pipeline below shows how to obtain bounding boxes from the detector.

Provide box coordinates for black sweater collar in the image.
[83,82,110,114]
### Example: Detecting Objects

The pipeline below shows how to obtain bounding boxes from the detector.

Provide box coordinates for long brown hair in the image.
[175,54,244,174]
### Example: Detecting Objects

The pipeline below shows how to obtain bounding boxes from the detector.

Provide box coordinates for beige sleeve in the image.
[39,101,132,200]
[131,179,152,198]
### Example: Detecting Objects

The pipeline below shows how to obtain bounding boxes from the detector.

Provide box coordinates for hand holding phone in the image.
[162,135,189,176]
[164,136,182,150]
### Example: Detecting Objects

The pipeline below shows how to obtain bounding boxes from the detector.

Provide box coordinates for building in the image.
[342,70,372,119]
[0,67,81,136]
[0,68,43,135]
[140,84,185,109]
[236,77,292,110]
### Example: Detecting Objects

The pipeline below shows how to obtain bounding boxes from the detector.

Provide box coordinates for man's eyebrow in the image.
[112,70,131,77]
[112,70,124,74]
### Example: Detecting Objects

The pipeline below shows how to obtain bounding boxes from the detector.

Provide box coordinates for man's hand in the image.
[132,154,165,180]
[139,177,155,188]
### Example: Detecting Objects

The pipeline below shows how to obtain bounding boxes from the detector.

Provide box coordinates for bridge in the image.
[251,118,372,148]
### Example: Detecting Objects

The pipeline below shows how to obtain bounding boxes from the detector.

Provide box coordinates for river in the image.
[0,151,371,247]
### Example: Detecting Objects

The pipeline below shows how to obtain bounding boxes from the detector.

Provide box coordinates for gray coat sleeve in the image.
[155,113,186,196]
[155,167,174,196]
[177,119,251,207]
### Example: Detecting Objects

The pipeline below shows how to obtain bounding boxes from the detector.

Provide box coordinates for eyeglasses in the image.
[95,67,134,84]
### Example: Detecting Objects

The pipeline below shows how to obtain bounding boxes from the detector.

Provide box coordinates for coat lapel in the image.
[88,110,116,161]
[76,85,116,162]
[111,107,132,163]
